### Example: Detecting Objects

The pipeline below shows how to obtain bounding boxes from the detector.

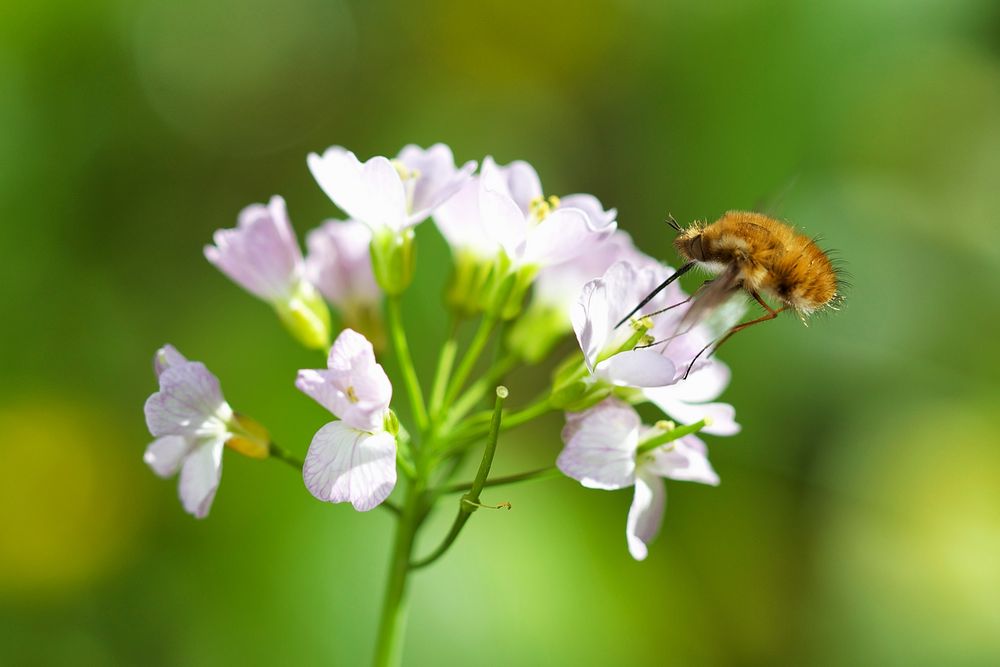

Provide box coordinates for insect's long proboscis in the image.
[614,261,696,329]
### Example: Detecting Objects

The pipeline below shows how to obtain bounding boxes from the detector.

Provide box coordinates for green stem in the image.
[437,466,561,494]
[445,395,552,445]
[428,318,460,419]
[635,418,710,456]
[411,387,507,570]
[268,442,303,469]
[442,315,497,411]
[387,296,429,432]
[372,479,423,667]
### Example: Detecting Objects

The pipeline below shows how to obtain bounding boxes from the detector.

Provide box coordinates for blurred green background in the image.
[2,0,999,665]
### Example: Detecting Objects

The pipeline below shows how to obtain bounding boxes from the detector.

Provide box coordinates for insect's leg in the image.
[681,291,785,379]
[643,279,715,320]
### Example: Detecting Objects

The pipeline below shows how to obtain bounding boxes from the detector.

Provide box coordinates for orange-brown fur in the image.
[674,210,839,314]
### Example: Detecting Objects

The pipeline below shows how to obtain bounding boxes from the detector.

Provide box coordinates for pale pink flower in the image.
[143,345,234,519]
[305,219,380,309]
[556,398,719,560]
[432,176,501,259]
[296,329,396,511]
[204,195,304,303]
[478,156,617,267]
[307,143,476,233]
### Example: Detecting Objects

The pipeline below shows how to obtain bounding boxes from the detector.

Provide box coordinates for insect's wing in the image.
[680,263,742,329]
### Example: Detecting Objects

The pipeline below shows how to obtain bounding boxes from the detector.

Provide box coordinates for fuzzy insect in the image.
[616,210,844,377]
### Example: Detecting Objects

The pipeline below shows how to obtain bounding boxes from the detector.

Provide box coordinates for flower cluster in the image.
[143,142,742,567]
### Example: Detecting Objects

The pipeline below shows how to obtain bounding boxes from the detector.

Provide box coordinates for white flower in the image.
[143,345,235,519]
[307,143,476,233]
[296,329,396,511]
[478,156,617,267]
[556,398,719,560]
[572,261,684,387]
[644,360,741,436]
[432,175,502,259]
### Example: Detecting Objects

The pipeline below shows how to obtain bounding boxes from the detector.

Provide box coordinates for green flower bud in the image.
[370,228,416,296]
[275,281,331,351]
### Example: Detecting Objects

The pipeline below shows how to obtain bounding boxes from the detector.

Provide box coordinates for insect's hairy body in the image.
[675,210,839,315]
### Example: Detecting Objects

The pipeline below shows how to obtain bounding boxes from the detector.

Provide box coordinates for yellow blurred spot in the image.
[0,397,147,599]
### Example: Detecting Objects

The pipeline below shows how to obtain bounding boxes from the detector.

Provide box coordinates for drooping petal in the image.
[626,470,667,561]
[204,195,304,302]
[597,349,678,388]
[145,362,233,439]
[644,435,721,486]
[178,438,225,519]
[144,435,192,478]
[153,344,188,377]
[302,422,397,511]
[308,147,408,232]
[556,398,640,490]
[296,329,391,431]
[396,143,476,223]
[304,219,380,307]
[572,278,609,372]
[645,394,740,436]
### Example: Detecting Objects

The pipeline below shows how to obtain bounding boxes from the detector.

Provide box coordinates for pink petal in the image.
[558,193,618,231]
[144,362,231,438]
[556,398,639,490]
[503,160,544,213]
[644,435,720,486]
[304,219,380,307]
[626,470,666,561]
[204,195,303,302]
[523,207,603,266]
[479,174,529,259]
[153,344,188,378]
[302,422,397,511]
[179,438,225,519]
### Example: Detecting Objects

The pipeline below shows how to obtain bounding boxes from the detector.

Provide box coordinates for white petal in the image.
[645,435,720,486]
[396,143,477,223]
[597,349,677,388]
[308,147,407,232]
[144,435,191,478]
[558,193,617,231]
[503,160,544,212]
[479,177,529,260]
[644,392,741,436]
[626,470,666,561]
[572,278,609,371]
[302,423,397,511]
[556,399,639,490]
[433,178,499,257]
[144,362,232,438]
[179,438,225,519]
[523,207,605,266]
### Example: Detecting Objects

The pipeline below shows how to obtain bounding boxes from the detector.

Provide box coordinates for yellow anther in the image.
[655,419,676,431]
[346,386,360,403]
[529,194,561,222]
[390,160,421,181]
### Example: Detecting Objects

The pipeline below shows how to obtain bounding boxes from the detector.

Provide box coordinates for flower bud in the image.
[370,227,416,296]
[225,413,271,460]
[383,409,400,436]
[275,280,332,351]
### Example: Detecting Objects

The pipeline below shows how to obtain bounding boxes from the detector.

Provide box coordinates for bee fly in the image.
[616,210,845,377]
